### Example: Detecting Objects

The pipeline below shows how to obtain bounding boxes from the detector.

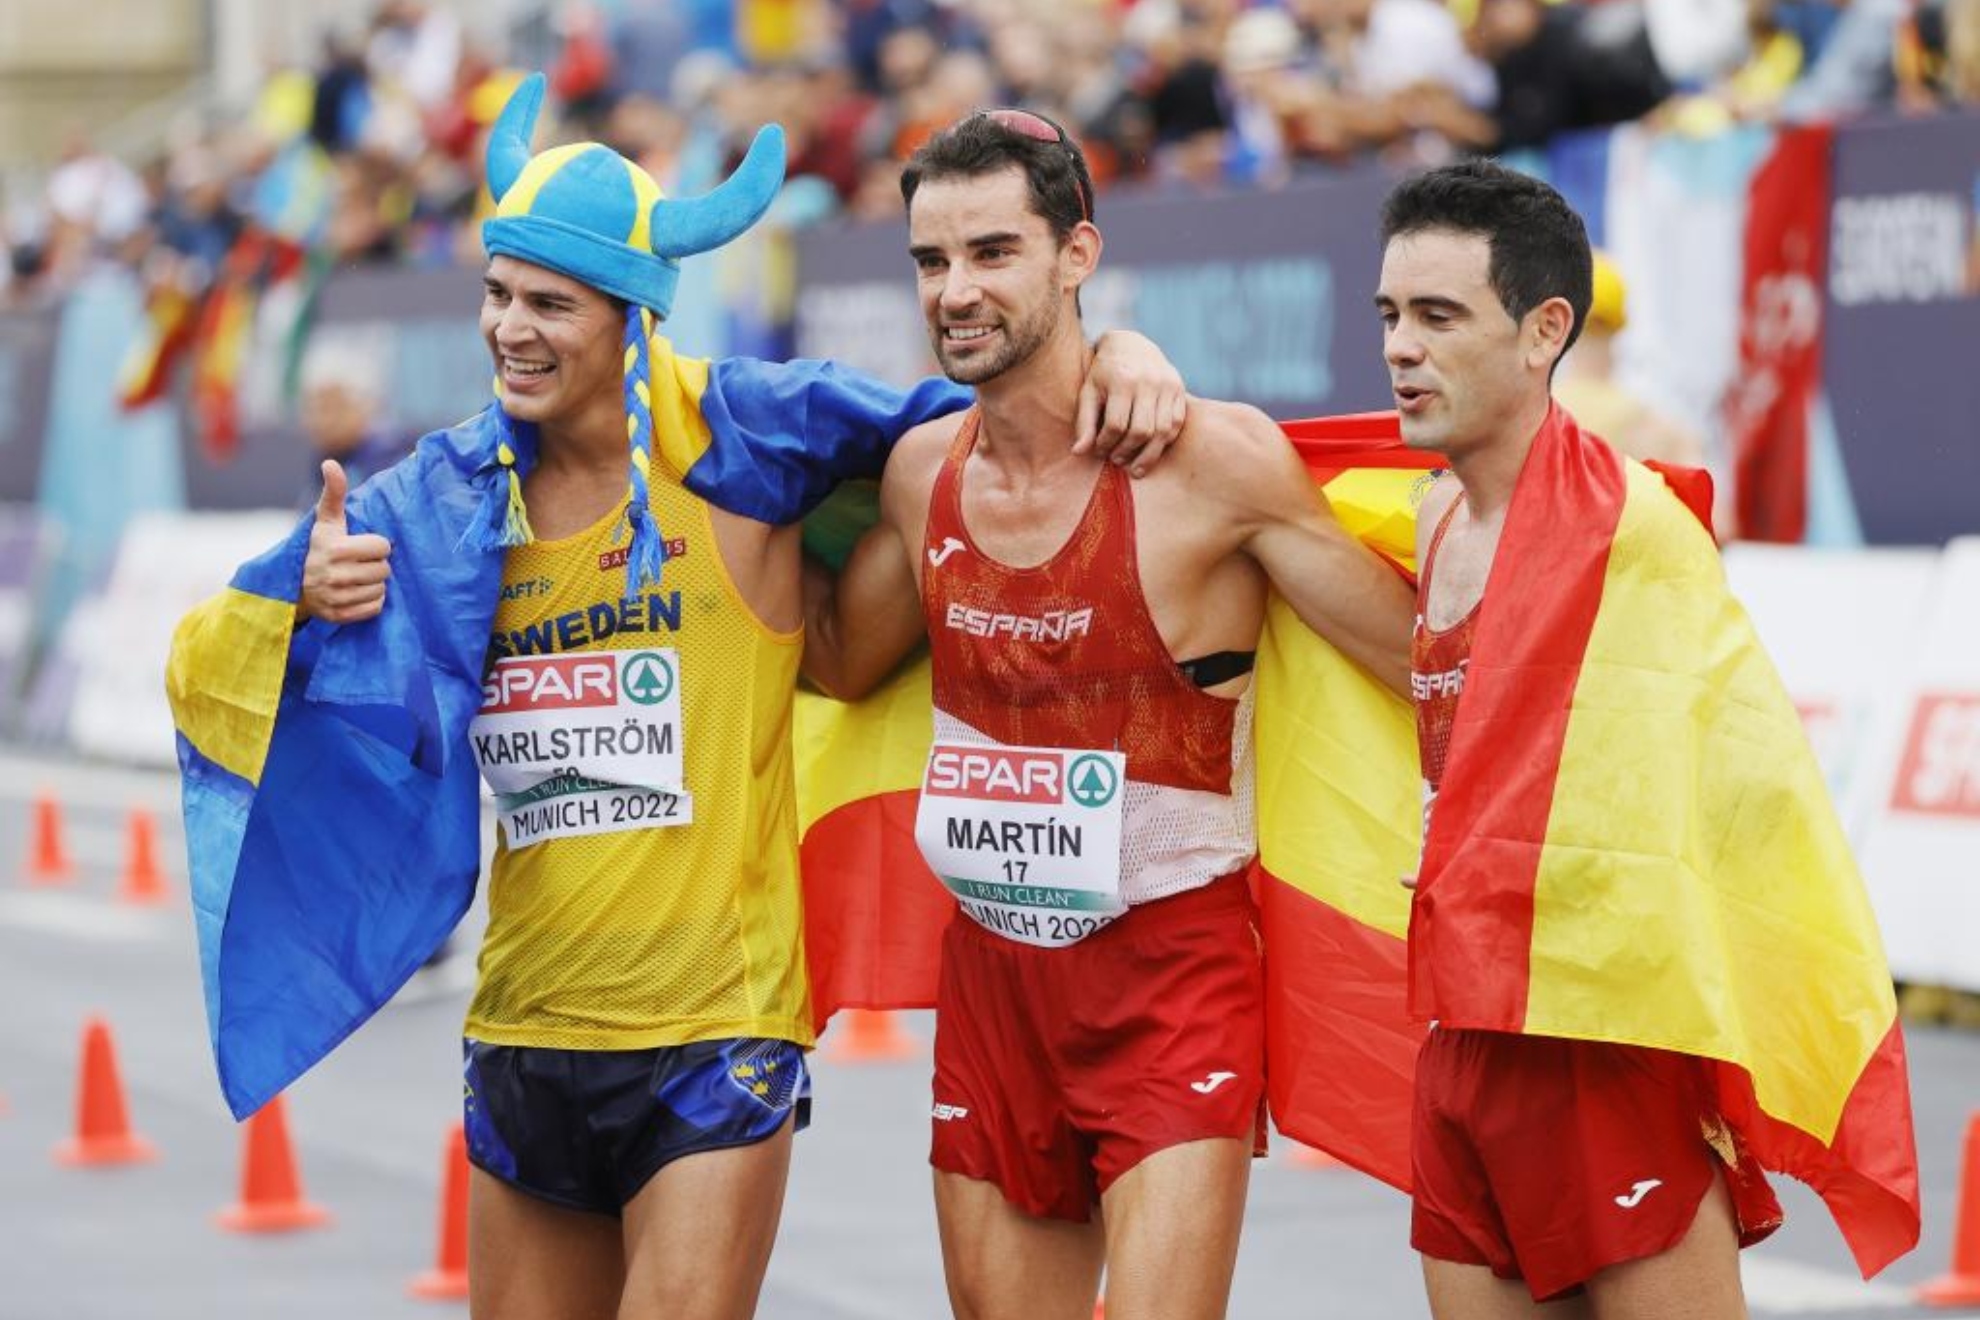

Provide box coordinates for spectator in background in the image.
[1219,7,1321,184]
[295,338,410,500]
[1056,11,1158,186]
[1554,252,1720,529]
[1406,0,1672,152]
[152,146,245,278]
[1777,0,1908,119]
[41,128,151,286]
[1898,0,1980,107]
[1709,0,1810,120]
[1130,1,1236,187]
[1302,0,1496,157]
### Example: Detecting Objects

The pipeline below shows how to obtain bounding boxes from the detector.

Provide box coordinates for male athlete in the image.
[169,77,1185,1320]
[801,111,1415,1320]
[1384,161,1915,1316]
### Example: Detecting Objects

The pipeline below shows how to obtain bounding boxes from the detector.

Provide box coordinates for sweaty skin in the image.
[1381,216,1754,1320]
[800,156,1413,1320]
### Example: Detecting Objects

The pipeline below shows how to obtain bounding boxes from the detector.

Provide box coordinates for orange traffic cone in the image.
[408,1123,470,1299]
[53,1017,156,1165]
[25,793,73,887]
[215,1094,330,1233]
[1920,1110,1980,1307]
[116,808,171,906]
[825,1009,918,1062]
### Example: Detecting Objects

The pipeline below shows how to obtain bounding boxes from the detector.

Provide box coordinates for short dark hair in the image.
[900,112,1094,243]
[1380,160,1593,356]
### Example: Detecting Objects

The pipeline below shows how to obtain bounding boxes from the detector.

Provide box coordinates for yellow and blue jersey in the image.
[168,348,966,1118]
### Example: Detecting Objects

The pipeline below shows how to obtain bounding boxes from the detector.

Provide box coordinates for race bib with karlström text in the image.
[470,649,693,846]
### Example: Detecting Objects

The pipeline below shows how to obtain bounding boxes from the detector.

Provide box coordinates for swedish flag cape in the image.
[167,350,966,1119]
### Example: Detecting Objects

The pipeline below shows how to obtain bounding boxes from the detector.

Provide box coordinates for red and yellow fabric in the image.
[117,279,199,411]
[1251,414,1436,1187]
[1412,404,1917,1275]
[793,414,1439,1180]
[795,406,1919,1279]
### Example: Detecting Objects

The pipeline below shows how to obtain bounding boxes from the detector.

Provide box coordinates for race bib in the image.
[470,650,692,846]
[914,742,1127,948]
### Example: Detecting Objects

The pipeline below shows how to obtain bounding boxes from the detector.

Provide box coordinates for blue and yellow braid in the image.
[461,380,537,554]
[619,306,669,594]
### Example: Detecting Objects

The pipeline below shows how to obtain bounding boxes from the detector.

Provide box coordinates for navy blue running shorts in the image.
[462,1036,811,1215]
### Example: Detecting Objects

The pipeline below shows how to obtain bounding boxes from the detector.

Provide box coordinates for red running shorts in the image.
[929,871,1267,1222]
[1410,1026,1783,1301]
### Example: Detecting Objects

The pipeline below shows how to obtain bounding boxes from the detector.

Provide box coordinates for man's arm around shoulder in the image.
[1200,401,1417,695]
[800,418,951,701]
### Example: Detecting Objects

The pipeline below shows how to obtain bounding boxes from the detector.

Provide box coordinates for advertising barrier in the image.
[0,306,58,503]
[1856,536,1980,990]
[1824,110,1980,545]
[63,509,296,766]
[1723,544,1940,845]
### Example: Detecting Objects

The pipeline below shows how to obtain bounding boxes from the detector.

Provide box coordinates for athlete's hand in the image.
[1399,873,1418,891]
[297,459,393,624]
[1075,330,1188,478]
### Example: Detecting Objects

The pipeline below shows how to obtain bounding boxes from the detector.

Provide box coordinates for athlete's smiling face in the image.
[480,256,626,441]
[908,166,1097,387]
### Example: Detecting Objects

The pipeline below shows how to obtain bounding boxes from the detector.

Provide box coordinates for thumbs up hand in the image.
[297,460,394,623]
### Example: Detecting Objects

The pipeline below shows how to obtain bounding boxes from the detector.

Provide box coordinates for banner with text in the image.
[793,168,1401,419]
[1824,111,1980,546]
[1856,536,1980,989]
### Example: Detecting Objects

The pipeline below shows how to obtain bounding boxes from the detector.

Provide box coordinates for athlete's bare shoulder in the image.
[877,410,964,550]
[881,410,966,497]
[1414,469,1462,565]
[1156,397,1299,495]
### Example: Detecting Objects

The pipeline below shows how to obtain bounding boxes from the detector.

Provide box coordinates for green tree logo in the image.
[1066,755,1120,808]
[622,652,675,705]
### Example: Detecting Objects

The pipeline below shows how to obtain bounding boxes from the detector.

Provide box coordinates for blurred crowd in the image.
[2,0,1976,312]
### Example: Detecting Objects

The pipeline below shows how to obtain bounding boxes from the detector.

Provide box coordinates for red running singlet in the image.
[1412,494,1478,795]
[919,409,1254,905]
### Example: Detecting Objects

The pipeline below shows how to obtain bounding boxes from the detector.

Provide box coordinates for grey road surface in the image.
[0,753,1970,1319]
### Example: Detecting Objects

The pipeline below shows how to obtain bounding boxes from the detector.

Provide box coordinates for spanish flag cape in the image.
[166,348,968,1120]
[795,406,1919,1277]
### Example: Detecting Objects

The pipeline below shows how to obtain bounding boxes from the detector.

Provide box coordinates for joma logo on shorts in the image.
[943,602,1093,642]
[925,747,1062,804]
[481,655,617,714]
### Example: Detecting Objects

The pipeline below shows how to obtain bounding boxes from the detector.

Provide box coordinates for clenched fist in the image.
[298,459,393,623]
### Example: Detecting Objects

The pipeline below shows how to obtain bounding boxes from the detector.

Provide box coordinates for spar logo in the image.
[1066,754,1120,808]
[621,651,675,706]
[925,747,1063,804]
[1890,693,1980,818]
[481,654,617,714]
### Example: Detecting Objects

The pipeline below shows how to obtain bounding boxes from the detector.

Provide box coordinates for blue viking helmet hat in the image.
[482,72,786,318]
[470,73,787,592]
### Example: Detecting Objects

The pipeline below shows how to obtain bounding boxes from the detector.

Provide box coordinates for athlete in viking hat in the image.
[171,74,1186,1320]
[800,111,1416,1320]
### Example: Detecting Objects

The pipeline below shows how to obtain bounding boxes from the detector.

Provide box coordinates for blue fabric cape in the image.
[169,358,967,1118]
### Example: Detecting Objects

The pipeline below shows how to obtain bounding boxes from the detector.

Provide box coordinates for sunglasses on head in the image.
[974,108,1093,223]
